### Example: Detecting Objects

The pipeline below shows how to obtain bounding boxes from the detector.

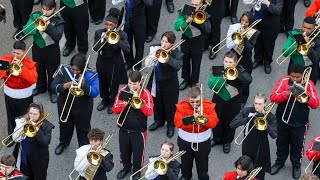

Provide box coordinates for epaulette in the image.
[52,64,70,78]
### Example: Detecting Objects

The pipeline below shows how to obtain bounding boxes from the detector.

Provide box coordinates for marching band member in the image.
[0,154,27,180]
[174,86,219,180]
[93,8,130,113]
[22,0,64,103]
[208,51,252,153]
[174,0,211,90]
[51,54,99,155]
[223,155,255,180]
[0,41,37,148]
[10,0,34,39]
[270,64,319,179]
[144,141,181,180]
[112,70,154,180]
[73,128,114,180]
[230,93,277,180]
[282,17,320,85]
[147,31,183,138]
[226,11,260,106]
[224,0,239,24]
[306,135,320,178]
[306,0,320,18]
[12,103,54,180]
[88,0,106,25]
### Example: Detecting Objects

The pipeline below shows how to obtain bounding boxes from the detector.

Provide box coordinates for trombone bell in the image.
[107,31,120,45]
[131,97,144,109]
[154,160,168,175]
[254,117,268,131]
[297,93,309,103]
[193,11,206,24]
[195,115,209,125]
[34,17,48,31]
[297,44,310,56]
[9,63,22,76]
[70,87,84,97]
[87,151,101,166]
[231,32,243,45]
[156,49,169,63]
[225,67,238,80]
[23,124,38,138]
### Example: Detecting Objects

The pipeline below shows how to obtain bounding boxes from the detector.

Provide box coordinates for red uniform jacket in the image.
[0,55,37,89]
[174,99,218,132]
[223,172,256,180]
[306,135,320,161]
[0,170,25,179]
[306,0,320,17]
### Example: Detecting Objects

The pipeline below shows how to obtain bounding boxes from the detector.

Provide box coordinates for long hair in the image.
[24,103,45,122]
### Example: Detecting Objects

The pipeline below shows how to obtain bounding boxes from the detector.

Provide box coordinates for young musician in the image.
[12,103,54,180]
[10,0,34,39]
[88,0,106,25]
[252,0,283,74]
[230,93,277,180]
[225,0,239,24]
[0,41,37,148]
[112,71,154,180]
[306,135,320,178]
[226,11,260,106]
[144,141,181,180]
[93,8,130,113]
[306,0,320,18]
[51,54,99,155]
[147,31,183,138]
[270,64,319,179]
[174,0,211,90]
[60,0,89,56]
[282,17,320,85]
[174,86,219,180]
[223,155,255,180]
[208,51,252,153]
[74,128,114,180]
[0,154,27,180]
[22,0,64,103]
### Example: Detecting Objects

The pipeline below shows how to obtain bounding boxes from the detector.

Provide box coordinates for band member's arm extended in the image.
[270,77,290,104]
[99,150,114,172]
[12,118,27,142]
[207,74,226,92]
[202,101,219,129]
[44,18,64,42]
[22,12,41,36]
[112,88,128,114]
[266,0,283,16]
[167,51,183,71]
[140,89,154,116]
[51,68,64,93]
[230,108,251,129]
[33,123,53,146]
[266,114,278,139]
[74,148,90,173]
[282,33,298,57]
[117,31,130,53]
[174,13,188,32]
[306,135,320,161]
[174,105,186,129]
[307,39,320,65]
[306,1,320,17]
[82,73,99,98]
[226,25,237,49]
[20,60,38,84]
[236,66,252,86]
[93,30,105,52]
[306,81,319,109]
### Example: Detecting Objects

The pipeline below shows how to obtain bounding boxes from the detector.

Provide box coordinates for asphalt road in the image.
[0,0,319,179]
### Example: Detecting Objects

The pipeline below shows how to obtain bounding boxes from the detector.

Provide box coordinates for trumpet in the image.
[0,4,6,24]
[60,55,91,123]
[69,134,113,180]
[1,112,52,147]
[130,151,186,180]
[245,167,262,180]
[133,39,185,71]
[305,155,320,174]
[211,56,243,94]
[282,67,312,124]
[234,103,275,146]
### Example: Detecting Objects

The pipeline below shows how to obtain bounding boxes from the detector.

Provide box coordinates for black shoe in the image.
[211,139,217,147]
[149,122,164,131]
[117,168,131,179]
[167,126,175,138]
[292,166,301,179]
[34,0,41,5]
[4,137,15,147]
[270,163,284,175]
[252,61,261,69]
[304,0,310,7]
[32,88,46,96]
[107,105,113,114]
[95,19,103,25]
[264,64,271,74]
[209,50,217,60]
[97,101,108,111]
[179,80,189,91]
[55,143,67,155]
[146,35,155,43]
[166,1,175,13]
[50,93,58,103]
[231,16,238,24]
[223,143,231,154]
[62,47,73,57]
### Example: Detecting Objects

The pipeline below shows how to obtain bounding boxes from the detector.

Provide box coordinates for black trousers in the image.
[32,43,60,93]
[88,0,106,22]
[153,78,179,128]
[145,0,162,37]
[280,0,298,32]
[255,169,266,180]
[4,95,33,135]
[124,15,146,69]
[119,129,146,173]
[60,3,89,54]
[10,0,33,30]
[225,0,239,17]
[58,98,92,147]
[181,36,203,84]
[178,137,211,180]
[20,155,49,180]
[275,120,308,167]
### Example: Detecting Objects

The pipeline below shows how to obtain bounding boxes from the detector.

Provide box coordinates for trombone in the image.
[305,155,320,174]
[133,39,185,71]
[282,67,312,124]
[60,55,91,123]
[0,44,33,89]
[14,7,65,41]
[116,73,149,127]
[211,19,261,54]
[234,103,275,146]
[69,134,113,180]
[1,112,52,147]
[130,150,186,180]
[211,56,243,94]
[245,167,262,180]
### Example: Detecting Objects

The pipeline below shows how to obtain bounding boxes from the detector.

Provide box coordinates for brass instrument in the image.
[1,112,52,147]
[130,151,186,180]
[116,73,149,127]
[297,29,320,55]
[282,67,312,124]
[211,56,243,94]
[0,4,6,24]
[305,155,320,174]
[69,134,113,180]
[234,103,275,146]
[60,55,91,123]
[14,7,65,41]
[133,39,185,71]
[245,167,262,180]
[211,19,261,54]
[0,44,33,89]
